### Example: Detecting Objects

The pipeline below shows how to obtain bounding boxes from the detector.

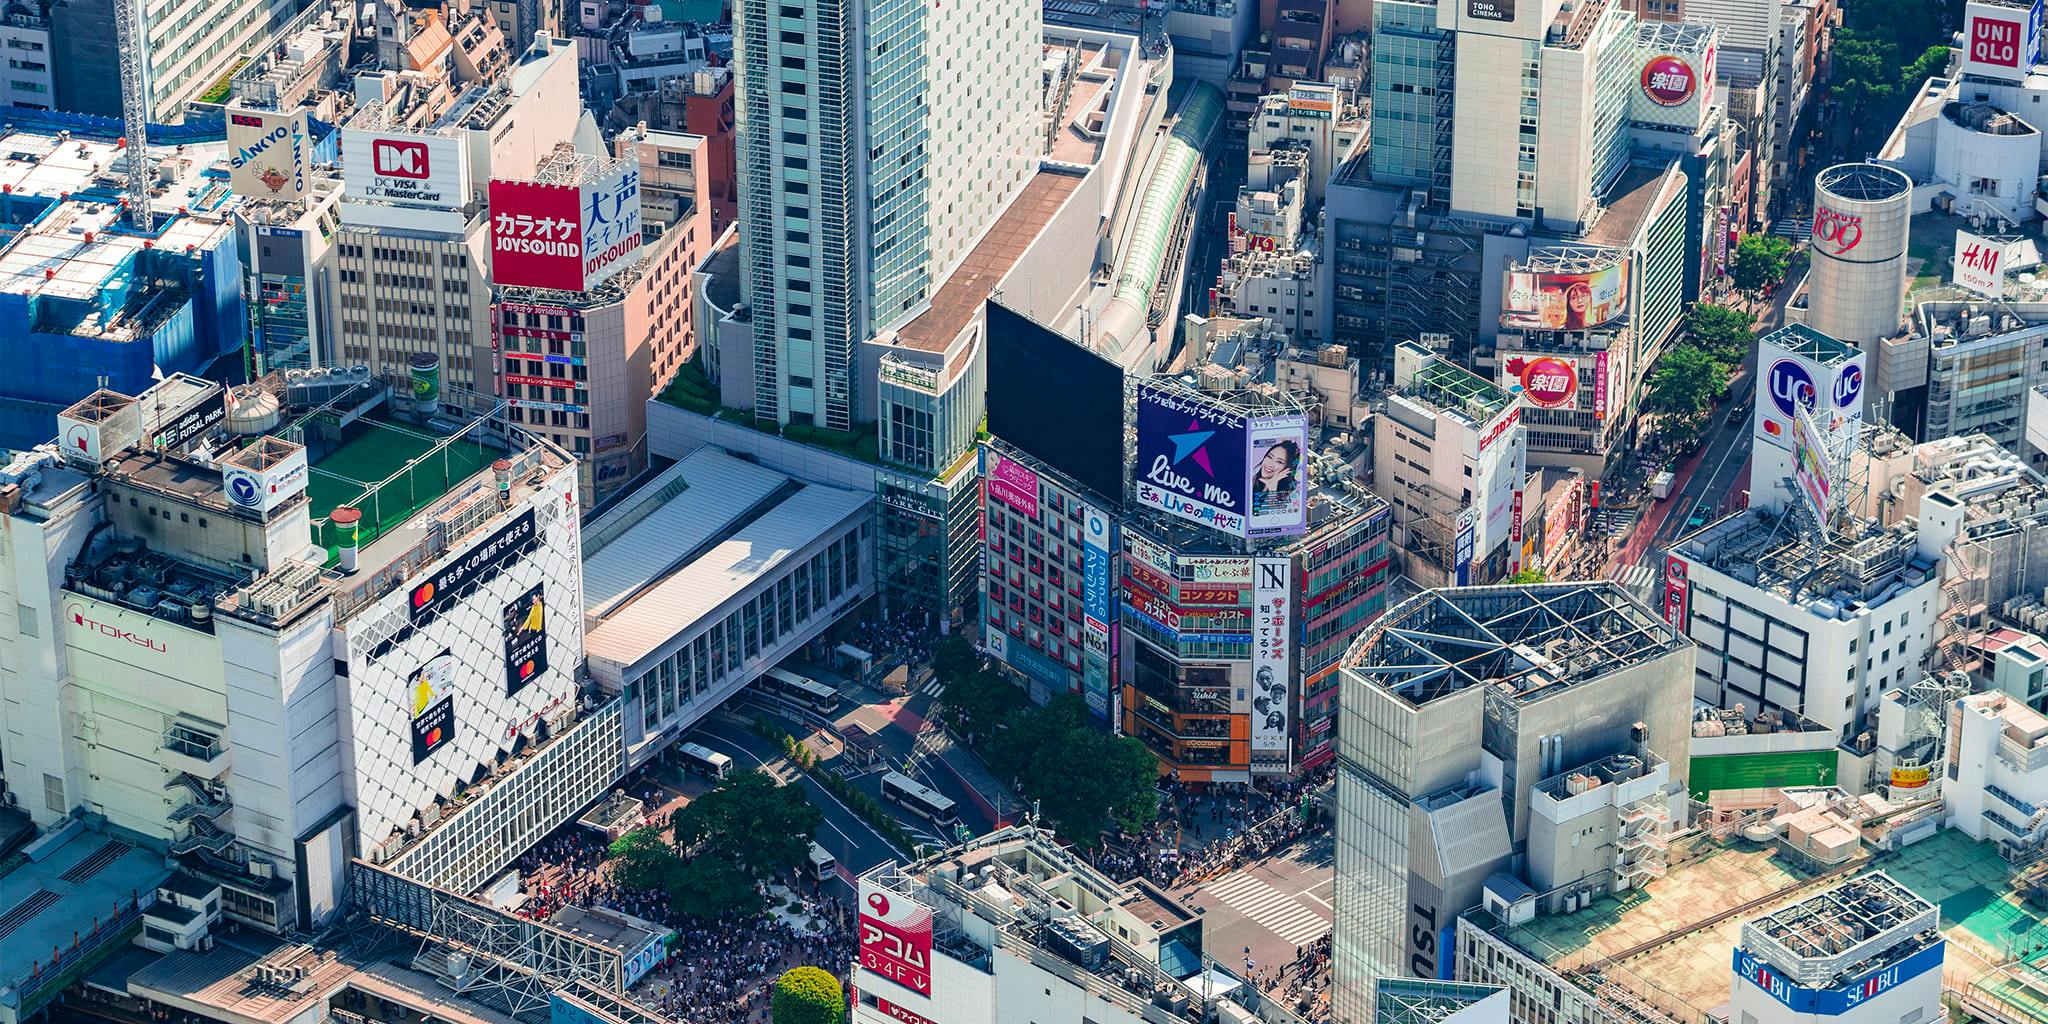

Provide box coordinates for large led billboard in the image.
[1502,263,1629,330]
[985,301,1126,501]
[1135,383,1250,536]
[1247,415,1310,539]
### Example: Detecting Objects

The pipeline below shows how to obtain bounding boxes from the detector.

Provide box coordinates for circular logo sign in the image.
[1518,357,1579,408]
[1766,357,1817,418]
[1640,55,1697,106]
[225,471,262,508]
[1834,363,1864,409]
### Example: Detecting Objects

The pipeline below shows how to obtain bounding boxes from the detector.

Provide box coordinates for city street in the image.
[1173,831,1333,985]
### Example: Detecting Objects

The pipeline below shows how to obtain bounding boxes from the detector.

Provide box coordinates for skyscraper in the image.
[732,0,1041,430]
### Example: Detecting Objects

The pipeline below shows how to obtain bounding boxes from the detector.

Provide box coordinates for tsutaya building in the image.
[0,372,602,933]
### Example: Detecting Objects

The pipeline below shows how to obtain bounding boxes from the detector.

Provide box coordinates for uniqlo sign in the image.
[1971,14,2023,66]
[490,179,586,291]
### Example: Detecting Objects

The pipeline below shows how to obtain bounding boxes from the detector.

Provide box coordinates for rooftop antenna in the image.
[114,0,153,231]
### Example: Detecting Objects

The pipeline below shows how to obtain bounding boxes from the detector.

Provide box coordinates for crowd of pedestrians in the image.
[641,905,858,1024]
[848,612,936,674]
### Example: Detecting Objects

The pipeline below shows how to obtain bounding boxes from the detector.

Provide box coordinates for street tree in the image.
[1730,235,1792,296]
[931,635,982,684]
[608,827,679,894]
[935,669,1028,745]
[1685,303,1756,364]
[1508,568,1547,584]
[664,854,761,921]
[670,768,823,880]
[772,967,846,1024]
[992,696,1160,845]
[1645,345,1728,450]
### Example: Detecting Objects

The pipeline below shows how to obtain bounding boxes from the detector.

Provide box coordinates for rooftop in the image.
[579,447,791,616]
[127,934,524,1024]
[1395,353,1512,425]
[1674,507,1936,616]
[0,828,169,1017]
[1761,323,1864,365]
[892,170,1084,353]
[1341,583,1683,708]
[1583,165,1679,249]
[1744,871,1935,965]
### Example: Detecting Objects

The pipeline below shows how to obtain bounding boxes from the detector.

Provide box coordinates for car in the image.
[1686,510,1710,529]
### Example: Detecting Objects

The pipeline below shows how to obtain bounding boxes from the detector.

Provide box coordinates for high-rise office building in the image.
[49,0,292,119]
[731,0,1041,431]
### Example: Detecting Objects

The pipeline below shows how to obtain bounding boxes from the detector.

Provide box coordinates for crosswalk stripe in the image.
[1201,875,1332,948]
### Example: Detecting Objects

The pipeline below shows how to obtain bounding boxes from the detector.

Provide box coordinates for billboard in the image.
[1754,340,1865,453]
[1502,263,1627,330]
[1454,507,1477,586]
[1180,556,1254,584]
[1081,503,1113,720]
[1500,353,1581,411]
[1733,941,1942,1015]
[503,583,548,696]
[986,301,1127,502]
[1593,350,1610,420]
[1791,409,1837,537]
[1954,229,2017,298]
[227,107,309,199]
[1251,557,1292,756]
[409,652,460,764]
[1961,0,2039,80]
[409,508,540,624]
[223,446,310,515]
[985,452,1040,516]
[1663,555,1689,627]
[1640,54,1699,106]
[490,179,584,291]
[580,160,645,292]
[1135,383,1249,536]
[859,881,934,997]
[1247,415,1310,538]
[343,130,467,210]
[1466,0,1513,20]
[1890,765,1932,789]
[1810,205,1864,258]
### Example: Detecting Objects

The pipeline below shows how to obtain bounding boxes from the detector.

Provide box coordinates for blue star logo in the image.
[1168,419,1216,476]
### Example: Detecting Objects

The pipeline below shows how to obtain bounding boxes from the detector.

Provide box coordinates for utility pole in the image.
[114,0,153,231]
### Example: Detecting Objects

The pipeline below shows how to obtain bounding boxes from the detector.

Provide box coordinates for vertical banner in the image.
[1081,503,1113,721]
[1663,555,1690,628]
[502,583,548,696]
[1246,415,1312,538]
[859,881,934,997]
[1251,557,1292,756]
[1593,350,1610,421]
[1454,507,1478,586]
[408,652,460,764]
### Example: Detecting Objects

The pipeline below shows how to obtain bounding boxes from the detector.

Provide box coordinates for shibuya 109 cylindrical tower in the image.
[1804,162,1912,346]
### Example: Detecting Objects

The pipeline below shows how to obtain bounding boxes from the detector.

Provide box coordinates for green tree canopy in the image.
[931,635,982,684]
[990,696,1160,845]
[935,669,1029,745]
[1508,568,1547,584]
[607,827,679,894]
[1824,0,1955,152]
[772,966,846,1024]
[1730,235,1792,296]
[670,768,823,880]
[1685,303,1757,365]
[664,854,762,922]
[1646,345,1728,425]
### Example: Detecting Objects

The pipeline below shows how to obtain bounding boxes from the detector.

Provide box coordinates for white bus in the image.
[807,841,837,883]
[880,771,961,830]
[761,667,841,714]
[677,741,732,779]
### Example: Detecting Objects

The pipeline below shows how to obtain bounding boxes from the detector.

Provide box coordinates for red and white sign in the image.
[985,453,1040,517]
[342,129,466,210]
[491,179,585,291]
[1505,354,1579,410]
[1955,229,2015,298]
[859,881,933,997]
[1477,406,1520,456]
[874,998,937,1024]
[1593,350,1610,421]
[1970,11,2024,67]
[504,373,561,389]
[1663,555,1690,627]
[1639,55,1697,106]
[1811,205,1864,256]
[1510,490,1524,543]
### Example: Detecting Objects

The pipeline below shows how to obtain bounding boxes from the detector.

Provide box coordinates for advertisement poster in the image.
[503,583,548,696]
[580,161,645,292]
[1502,262,1628,330]
[1081,503,1113,720]
[1247,415,1311,538]
[227,107,309,199]
[1467,0,1514,20]
[409,508,539,624]
[859,881,934,997]
[409,652,460,764]
[1639,54,1699,105]
[1501,353,1581,411]
[1791,411,1833,537]
[1180,557,1254,584]
[491,179,586,291]
[343,130,466,210]
[1454,507,1477,586]
[1135,384,1249,536]
[1954,229,2014,298]
[1251,558,1292,756]
[1593,351,1610,421]
[1663,555,1690,628]
[986,453,1041,516]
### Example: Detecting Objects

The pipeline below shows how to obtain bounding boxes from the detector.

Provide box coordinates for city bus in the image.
[880,771,961,830]
[676,741,732,779]
[807,842,837,883]
[761,668,841,714]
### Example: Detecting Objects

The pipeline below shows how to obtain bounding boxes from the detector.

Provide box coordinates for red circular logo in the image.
[1641,55,1697,106]
[1519,357,1579,408]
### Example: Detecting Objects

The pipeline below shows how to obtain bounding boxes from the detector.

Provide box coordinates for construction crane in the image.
[113,0,152,230]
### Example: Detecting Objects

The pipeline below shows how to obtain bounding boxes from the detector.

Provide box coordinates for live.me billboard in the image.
[1135,383,1249,536]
